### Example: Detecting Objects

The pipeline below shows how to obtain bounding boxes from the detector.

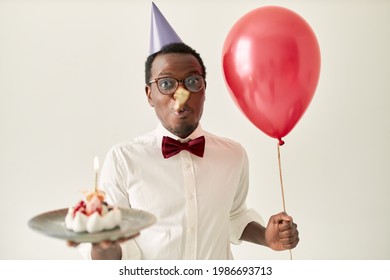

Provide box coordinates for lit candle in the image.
[94,156,99,192]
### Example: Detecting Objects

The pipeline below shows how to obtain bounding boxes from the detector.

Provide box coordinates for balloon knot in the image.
[278,138,285,146]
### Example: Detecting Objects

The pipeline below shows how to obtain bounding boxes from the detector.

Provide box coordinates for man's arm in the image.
[240,212,299,251]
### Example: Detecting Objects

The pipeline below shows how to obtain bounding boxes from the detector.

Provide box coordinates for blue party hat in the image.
[149,2,183,55]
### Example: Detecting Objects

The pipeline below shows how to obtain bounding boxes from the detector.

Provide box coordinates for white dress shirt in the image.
[79,123,263,260]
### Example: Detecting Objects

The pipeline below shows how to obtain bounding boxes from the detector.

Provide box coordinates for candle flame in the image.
[94,156,99,171]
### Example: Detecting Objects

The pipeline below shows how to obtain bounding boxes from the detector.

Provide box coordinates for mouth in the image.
[173,106,191,117]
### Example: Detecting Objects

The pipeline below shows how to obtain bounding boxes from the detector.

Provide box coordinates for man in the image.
[75,42,299,260]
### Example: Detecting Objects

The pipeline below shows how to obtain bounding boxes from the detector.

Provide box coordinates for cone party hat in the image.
[149,2,183,55]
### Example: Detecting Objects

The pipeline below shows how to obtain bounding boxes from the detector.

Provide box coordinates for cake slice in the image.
[65,189,121,233]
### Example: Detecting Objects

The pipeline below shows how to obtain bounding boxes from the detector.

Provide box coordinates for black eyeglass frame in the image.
[148,74,206,95]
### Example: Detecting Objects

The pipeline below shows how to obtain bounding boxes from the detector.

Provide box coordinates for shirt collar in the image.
[155,122,205,146]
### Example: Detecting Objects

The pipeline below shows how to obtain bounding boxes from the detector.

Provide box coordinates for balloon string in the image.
[277,142,287,212]
[277,141,293,260]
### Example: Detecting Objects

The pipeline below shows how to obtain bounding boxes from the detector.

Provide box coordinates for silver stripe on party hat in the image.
[149,2,183,55]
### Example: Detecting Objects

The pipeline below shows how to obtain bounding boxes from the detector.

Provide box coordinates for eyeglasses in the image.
[149,75,205,95]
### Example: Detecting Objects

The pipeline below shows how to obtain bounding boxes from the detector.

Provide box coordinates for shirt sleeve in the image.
[229,146,264,245]
[76,144,141,260]
[100,145,132,208]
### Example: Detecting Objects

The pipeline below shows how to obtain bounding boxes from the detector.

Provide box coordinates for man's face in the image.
[145,53,206,138]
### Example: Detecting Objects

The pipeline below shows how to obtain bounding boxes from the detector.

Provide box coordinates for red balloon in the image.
[222,6,320,144]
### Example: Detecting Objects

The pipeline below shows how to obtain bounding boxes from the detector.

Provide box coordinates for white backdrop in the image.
[1,0,389,260]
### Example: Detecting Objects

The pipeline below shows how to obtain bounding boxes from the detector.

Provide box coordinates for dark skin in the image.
[146,53,206,138]
[68,52,299,259]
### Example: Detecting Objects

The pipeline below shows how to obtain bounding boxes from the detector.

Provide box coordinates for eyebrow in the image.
[157,71,202,77]
[157,71,174,77]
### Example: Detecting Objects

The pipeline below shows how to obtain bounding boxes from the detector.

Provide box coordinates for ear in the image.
[145,85,154,107]
[204,81,207,101]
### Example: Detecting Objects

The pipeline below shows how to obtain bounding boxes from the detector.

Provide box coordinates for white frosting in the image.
[65,207,121,233]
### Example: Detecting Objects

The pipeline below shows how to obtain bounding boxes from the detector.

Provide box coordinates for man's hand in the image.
[67,233,140,260]
[265,212,299,251]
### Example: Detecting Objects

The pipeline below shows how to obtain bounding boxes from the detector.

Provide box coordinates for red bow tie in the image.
[162,136,205,159]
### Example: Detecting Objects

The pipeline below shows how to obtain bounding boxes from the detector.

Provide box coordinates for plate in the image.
[28,208,156,243]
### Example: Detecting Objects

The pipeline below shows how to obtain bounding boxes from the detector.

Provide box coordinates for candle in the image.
[94,156,99,192]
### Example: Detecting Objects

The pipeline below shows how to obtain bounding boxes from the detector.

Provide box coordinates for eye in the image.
[158,78,176,90]
[185,76,203,91]
[187,76,200,85]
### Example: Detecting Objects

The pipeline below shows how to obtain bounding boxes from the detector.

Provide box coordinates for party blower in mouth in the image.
[173,88,190,112]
